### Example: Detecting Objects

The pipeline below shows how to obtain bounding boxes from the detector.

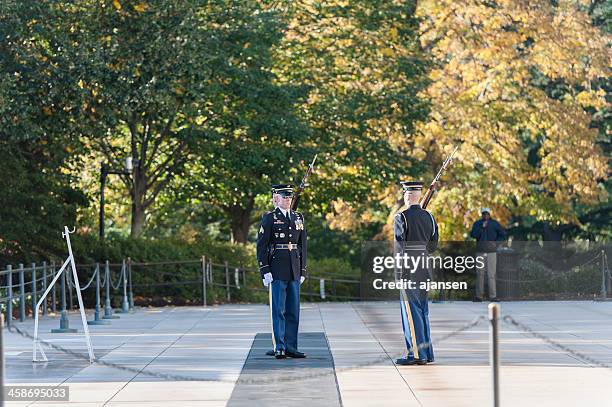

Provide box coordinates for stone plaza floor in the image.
[3,301,612,406]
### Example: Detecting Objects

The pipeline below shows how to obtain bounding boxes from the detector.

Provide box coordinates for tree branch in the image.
[140,115,151,165]
[143,155,187,208]
[147,140,186,186]
[145,113,176,171]
[98,139,132,188]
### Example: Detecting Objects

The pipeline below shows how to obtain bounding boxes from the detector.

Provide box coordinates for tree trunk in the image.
[130,165,147,238]
[122,113,184,238]
[131,200,146,238]
[228,197,255,244]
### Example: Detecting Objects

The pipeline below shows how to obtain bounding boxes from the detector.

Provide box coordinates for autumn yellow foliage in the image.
[414,0,610,238]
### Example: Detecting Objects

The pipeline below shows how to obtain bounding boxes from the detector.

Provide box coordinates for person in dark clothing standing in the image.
[256,184,307,359]
[470,208,506,301]
[394,181,439,365]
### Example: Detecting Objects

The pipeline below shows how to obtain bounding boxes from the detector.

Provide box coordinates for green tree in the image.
[146,0,432,243]
[2,0,291,239]
[0,0,89,260]
[0,140,88,261]
[64,0,232,237]
[273,0,431,232]
[178,3,311,243]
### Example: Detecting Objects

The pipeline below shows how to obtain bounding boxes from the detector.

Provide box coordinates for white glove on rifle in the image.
[300,276,305,285]
[263,272,273,287]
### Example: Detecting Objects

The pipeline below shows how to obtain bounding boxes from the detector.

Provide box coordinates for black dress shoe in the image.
[286,350,306,358]
[275,350,286,359]
[490,298,500,302]
[265,350,275,356]
[396,358,428,365]
[473,297,483,302]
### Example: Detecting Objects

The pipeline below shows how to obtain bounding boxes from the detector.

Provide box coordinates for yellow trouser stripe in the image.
[269,283,276,350]
[401,290,419,360]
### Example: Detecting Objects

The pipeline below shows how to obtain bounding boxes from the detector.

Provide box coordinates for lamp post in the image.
[99,157,138,242]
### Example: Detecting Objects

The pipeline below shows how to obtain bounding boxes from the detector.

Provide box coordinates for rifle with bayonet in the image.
[420,145,459,209]
[291,154,318,211]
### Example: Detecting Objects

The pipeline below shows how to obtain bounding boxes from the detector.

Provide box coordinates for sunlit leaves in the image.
[274,0,430,230]
[414,0,610,238]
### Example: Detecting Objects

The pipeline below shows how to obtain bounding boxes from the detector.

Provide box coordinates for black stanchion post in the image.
[67,270,74,310]
[320,279,326,300]
[103,260,119,320]
[225,261,230,302]
[119,260,129,313]
[309,277,314,302]
[89,263,109,325]
[601,250,607,299]
[51,262,57,313]
[201,256,207,306]
[31,262,37,319]
[0,314,4,407]
[42,261,47,316]
[604,251,612,293]
[51,264,77,333]
[489,303,500,407]
[6,266,12,328]
[128,257,134,309]
[208,259,214,303]
[18,264,25,322]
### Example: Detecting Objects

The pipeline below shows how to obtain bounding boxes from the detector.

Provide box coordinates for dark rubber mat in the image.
[227,332,342,407]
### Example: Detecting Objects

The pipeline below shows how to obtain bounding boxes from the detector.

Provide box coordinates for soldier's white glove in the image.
[263,272,273,287]
[300,276,306,285]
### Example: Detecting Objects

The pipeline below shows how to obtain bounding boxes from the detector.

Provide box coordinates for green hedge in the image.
[64,234,359,306]
[1,233,361,308]
[69,233,254,267]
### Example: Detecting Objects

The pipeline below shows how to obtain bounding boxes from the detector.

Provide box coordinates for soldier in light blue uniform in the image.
[256,184,307,359]
[394,181,438,365]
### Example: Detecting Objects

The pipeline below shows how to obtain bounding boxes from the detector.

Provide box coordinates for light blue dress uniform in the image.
[394,181,439,364]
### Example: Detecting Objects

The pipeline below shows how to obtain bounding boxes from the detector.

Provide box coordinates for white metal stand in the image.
[33,226,95,363]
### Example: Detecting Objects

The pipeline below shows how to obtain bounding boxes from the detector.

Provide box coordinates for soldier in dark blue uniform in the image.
[394,181,439,365]
[257,184,307,359]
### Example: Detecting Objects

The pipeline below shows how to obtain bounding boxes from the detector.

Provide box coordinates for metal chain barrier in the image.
[131,260,201,267]
[502,314,612,370]
[80,268,98,291]
[132,268,200,280]
[100,266,108,289]
[6,314,486,384]
[66,269,74,290]
[66,267,98,292]
[110,265,125,290]
[0,274,50,290]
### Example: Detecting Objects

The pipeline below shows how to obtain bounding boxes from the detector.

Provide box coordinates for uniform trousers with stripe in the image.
[270,280,300,352]
[400,287,434,361]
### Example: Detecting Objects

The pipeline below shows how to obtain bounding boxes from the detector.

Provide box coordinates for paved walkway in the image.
[4,301,612,406]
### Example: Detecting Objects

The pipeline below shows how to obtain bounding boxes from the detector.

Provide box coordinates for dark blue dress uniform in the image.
[256,185,307,357]
[394,181,439,365]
